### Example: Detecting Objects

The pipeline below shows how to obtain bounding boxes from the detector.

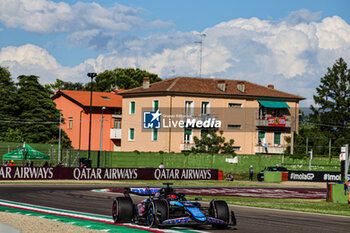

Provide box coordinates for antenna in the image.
[171,66,176,76]
[195,33,206,78]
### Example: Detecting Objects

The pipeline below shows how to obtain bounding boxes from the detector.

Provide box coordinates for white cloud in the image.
[1,11,350,107]
[0,44,79,83]
[0,0,173,50]
[283,8,322,25]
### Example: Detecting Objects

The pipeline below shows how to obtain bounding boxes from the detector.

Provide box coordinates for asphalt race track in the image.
[0,184,349,233]
[106,186,326,199]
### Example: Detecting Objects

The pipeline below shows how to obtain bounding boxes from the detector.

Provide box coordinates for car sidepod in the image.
[160,201,206,227]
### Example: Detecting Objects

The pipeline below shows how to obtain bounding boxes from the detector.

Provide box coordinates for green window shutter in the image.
[153,129,158,141]
[130,128,134,140]
[130,102,135,114]
[274,132,281,145]
[154,100,159,111]
[258,131,265,138]
[185,129,192,135]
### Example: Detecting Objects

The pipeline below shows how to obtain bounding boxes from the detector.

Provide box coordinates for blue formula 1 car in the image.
[112,183,236,229]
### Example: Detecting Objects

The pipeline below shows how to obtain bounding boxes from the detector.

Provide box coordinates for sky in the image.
[0,0,350,107]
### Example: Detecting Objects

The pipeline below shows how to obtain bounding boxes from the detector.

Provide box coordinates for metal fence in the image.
[0,145,113,167]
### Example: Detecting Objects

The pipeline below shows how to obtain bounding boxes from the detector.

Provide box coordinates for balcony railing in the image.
[110,128,122,139]
[256,115,291,127]
[255,146,285,154]
[180,143,195,151]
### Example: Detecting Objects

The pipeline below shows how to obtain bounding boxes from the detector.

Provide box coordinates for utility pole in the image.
[291,116,294,154]
[306,137,308,155]
[328,138,332,160]
[195,33,206,78]
[87,72,97,164]
[58,112,62,163]
[98,107,106,168]
[345,144,349,182]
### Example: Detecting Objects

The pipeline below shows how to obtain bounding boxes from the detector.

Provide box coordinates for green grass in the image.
[196,196,350,216]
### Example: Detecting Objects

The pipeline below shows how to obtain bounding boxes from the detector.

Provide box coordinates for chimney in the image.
[143,77,150,89]
[217,80,226,92]
[267,84,274,89]
[237,81,245,93]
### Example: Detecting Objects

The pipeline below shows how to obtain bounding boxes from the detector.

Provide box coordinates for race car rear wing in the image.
[123,183,175,197]
[124,187,161,197]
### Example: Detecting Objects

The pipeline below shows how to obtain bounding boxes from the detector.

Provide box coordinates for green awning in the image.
[258,100,290,109]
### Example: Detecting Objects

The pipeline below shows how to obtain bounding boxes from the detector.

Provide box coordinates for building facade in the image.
[120,77,304,154]
[52,90,123,152]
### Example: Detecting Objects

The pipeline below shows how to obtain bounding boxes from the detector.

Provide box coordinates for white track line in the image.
[228,204,350,218]
[0,199,208,233]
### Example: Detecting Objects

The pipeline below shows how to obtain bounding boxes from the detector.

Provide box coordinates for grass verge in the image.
[193,196,350,217]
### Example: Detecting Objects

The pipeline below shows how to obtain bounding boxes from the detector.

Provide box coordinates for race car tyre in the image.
[112,197,134,223]
[147,200,169,228]
[209,200,229,229]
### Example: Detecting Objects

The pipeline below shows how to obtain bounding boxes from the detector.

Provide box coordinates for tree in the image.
[191,130,237,155]
[16,75,71,146]
[45,78,84,94]
[310,58,350,149]
[0,67,18,140]
[84,68,162,92]
[285,114,329,158]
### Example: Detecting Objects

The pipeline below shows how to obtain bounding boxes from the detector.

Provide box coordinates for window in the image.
[233,146,241,151]
[258,131,265,145]
[185,101,193,115]
[227,124,241,130]
[201,101,210,115]
[274,132,281,145]
[114,108,122,115]
[129,128,135,141]
[68,117,73,129]
[153,100,159,111]
[228,103,242,108]
[184,129,192,143]
[114,119,121,129]
[101,96,111,100]
[152,129,158,141]
[129,101,135,114]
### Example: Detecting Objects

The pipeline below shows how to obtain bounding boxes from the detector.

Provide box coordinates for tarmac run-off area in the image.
[104,186,326,199]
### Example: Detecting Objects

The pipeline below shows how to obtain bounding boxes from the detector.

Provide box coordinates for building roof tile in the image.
[52,90,123,108]
[120,77,304,100]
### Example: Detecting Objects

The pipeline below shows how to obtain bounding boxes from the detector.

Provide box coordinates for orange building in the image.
[52,90,122,151]
[119,77,304,154]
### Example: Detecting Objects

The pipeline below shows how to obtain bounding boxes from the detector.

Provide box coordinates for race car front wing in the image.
[159,211,236,227]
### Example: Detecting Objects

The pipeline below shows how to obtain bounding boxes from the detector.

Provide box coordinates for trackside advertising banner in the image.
[288,170,350,182]
[0,167,218,180]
